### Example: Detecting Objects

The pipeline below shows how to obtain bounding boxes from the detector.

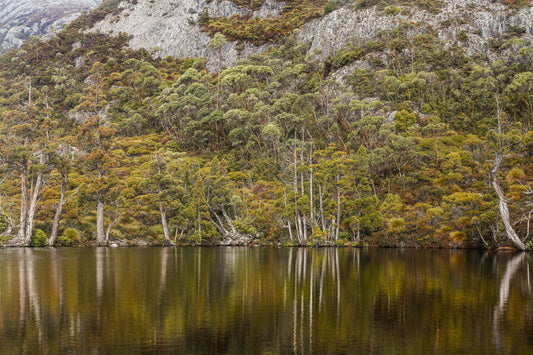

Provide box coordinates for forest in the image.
[0,0,531,249]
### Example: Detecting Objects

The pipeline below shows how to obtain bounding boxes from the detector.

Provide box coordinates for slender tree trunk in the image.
[491,152,526,250]
[16,163,29,244]
[319,185,325,231]
[197,203,201,235]
[294,213,300,242]
[24,171,44,244]
[303,216,307,242]
[288,221,293,241]
[49,174,67,246]
[297,213,304,244]
[335,177,341,242]
[96,199,106,246]
[293,139,301,242]
[328,218,337,242]
[310,166,314,225]
[105,206,120,244]
[300,131,304,197]
[159,203,173,244]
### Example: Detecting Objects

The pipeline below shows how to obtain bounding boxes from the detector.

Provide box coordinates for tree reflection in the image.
[1,248,533,353]
[493,252,527,353]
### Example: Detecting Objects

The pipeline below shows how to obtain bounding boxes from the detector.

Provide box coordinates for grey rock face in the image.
[253,0,286,19]
[90,0,273,70]
[298,0,533,60]
[0,0,101,53]
[88,0,531,72]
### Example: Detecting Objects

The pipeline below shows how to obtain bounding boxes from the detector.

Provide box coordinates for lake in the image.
[1,247,532,353]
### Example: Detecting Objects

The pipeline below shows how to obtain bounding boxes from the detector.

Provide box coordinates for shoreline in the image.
[0,240,521,251]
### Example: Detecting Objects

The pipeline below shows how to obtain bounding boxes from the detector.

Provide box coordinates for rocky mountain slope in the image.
[89,0,532,71]
[299,0,533,59]
[0,0,101,54]
[90,0,283,70]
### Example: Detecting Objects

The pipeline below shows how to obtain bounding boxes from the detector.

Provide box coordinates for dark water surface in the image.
[1,247,533,354]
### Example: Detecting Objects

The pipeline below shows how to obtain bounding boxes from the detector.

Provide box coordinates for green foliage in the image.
[201,0,329,44]
[356,0,443,13]
[324,2,337,14]
[394,110,417,132]
[503,0,531,8]
[31,229,48,247]
[0,0,531,249]
[331,47,364,70]
[383,5,401,15]
[0,215,9,234]
[57,228,81,246]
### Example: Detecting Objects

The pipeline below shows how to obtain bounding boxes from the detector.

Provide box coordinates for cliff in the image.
[87,0,532,71]
[90,0,282,70]
[299,0,533,58]
[0,0,101,53]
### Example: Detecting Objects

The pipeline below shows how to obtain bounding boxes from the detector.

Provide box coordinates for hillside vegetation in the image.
[0,0,531,248]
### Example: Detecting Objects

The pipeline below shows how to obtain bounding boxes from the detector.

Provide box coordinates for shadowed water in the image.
[1,247,533,353]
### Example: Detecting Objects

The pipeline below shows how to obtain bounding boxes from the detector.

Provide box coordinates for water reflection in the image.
[1,248,533,353]
[493,252,527,353]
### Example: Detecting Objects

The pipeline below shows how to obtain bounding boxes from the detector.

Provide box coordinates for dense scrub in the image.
[0,0,531,248]
[201,0,332,44]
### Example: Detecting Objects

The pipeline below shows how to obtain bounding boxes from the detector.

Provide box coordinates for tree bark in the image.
[105,206,120,244]
[15,162,29,245]
[335,177,341,242]
[24,170,44,244]
[491,152,526,250]
[96,199,106,246]
[310,166,314,225]
[159,202,174,245]
[49,174,67,246]
[319,184,325,232]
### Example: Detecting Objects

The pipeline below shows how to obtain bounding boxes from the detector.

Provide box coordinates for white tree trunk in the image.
[319,184,325,232]
[105,206,120,244]
[288,221,293,241]
[49,175,67,246]
[491,152,526,250]
[24,171,44,245]
[159,203,174,245]
[15,164,29,245]
[96,200,106,246]
[310,166,314,225]
[336,177,341,242]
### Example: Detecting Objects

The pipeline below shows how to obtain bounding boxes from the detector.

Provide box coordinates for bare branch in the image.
[519,182,533,195]
[64,187,81,204]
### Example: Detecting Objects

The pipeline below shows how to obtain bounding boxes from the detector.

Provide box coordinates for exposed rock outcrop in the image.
[90,0,274,70]
[253,0,286,19]
[299,0,533,60]
[0,0,101,54]
[88,0,532,70]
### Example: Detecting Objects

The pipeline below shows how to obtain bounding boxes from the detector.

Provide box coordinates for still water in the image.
[1,247,533,353]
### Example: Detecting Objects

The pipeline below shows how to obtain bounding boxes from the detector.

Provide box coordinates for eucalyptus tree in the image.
[75,62,121,246]
[202,158,255,244]
[138,150,187,245]
[207,32,227,109]
[1,77,53,246]
[488,97,528,250]
[155,68,217,149]
[48,139,80,246]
